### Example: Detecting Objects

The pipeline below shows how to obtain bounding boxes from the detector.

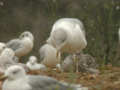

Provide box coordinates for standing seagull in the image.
[47,18,87,71]
[39,44,61,67]
[1,65,87,90]
[6,31,34,58]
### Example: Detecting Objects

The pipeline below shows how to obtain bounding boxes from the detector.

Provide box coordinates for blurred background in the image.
[0,0,119,66]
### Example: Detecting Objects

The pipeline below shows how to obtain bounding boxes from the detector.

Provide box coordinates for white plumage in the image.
[47,18,87,72]
[0,47,29,73]
[26,56,46,71]
[6,31,34,58]
[2,65,88,90]
[0,48,16,73]
[39,44,61,67]
[47,18,87,54]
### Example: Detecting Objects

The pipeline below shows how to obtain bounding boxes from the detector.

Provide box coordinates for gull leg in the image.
[56,51,63,72]
[76,60,79,73]
[73,54,79,73]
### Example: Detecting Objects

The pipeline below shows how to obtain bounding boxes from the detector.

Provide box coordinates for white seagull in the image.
[6,31,34,58]
[39,44,61,67]
[1,65,88,90]
[47,18,87,71]
[47,18,87,54]
[0,47,29,73]
[26,56,46,71]
[0,48,16,73]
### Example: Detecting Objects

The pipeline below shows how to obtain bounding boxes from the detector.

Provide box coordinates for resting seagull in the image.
[0,47,29,73]
[6,31,34,58]
[1,65,87,90]
[39,44,61,67]
[26,56,46,71]
[47,18,87,71]
[0,48,16,73]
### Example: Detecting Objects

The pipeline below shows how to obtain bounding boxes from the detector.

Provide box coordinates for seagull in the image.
[26,56,46,71]
[47,18,87,72]
[61,55,76,72]
[0,48,16,73]
[0,47,29,73]
[1,65,88,90]
[47,18,87,53]
[61,53,99,74]
[0,42,19,63]
[39,44,61,67]
[6,31,34,58]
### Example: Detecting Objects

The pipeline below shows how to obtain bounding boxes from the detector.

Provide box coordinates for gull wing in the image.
[6,39,23,52]
[28,75,74,90]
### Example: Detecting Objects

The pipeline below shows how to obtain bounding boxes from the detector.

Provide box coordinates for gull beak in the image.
[0,74,8,81]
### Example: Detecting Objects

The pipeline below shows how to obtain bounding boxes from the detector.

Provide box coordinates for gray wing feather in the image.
[28,75,74,90]
[6,39,23,51]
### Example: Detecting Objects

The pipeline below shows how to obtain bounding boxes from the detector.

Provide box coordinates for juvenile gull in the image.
[26,56,46,71]
[6,31,34,58]
[61,53,99,74]
[1,65,88,90]
[39,44,61,67]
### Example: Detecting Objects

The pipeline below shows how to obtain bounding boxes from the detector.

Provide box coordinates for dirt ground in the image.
[0,65,120,90]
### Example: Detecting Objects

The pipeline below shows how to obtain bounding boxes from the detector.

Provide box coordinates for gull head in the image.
[19,31,34,41]
[2,65,26,80]
[0,42,6,54]
[1,48,15,58]
[29,56,37,65]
